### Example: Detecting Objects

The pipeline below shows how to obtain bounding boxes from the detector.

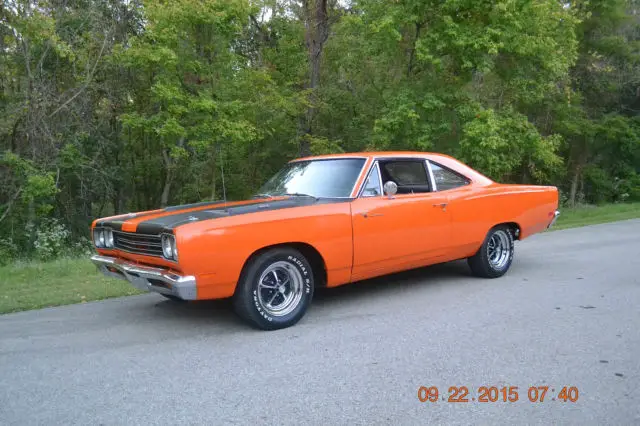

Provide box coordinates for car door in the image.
[350,159,451,282]
[427,159,479,257]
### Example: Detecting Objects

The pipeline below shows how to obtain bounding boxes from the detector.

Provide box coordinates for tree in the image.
[562,0,640,205]
[1,0,639,261]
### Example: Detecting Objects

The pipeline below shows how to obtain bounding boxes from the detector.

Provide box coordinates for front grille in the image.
[113,231,163,257]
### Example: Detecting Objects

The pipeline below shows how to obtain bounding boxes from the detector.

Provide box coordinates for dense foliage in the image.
[1,0,640,261]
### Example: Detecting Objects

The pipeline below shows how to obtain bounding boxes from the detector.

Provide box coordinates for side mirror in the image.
[383,181,398,197]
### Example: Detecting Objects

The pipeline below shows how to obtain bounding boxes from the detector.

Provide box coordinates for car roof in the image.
[292,151,456,162]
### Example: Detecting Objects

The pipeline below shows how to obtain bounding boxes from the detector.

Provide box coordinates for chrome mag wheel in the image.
[487,229,511,270]
[256,261,304,317]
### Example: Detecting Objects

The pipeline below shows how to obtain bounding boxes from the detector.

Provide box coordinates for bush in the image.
[457,108,563,183]
[583,166,613,204]
[0,238,18,266]
[615,173,640,202]
[70,237,94,257]
[32,218,72,261]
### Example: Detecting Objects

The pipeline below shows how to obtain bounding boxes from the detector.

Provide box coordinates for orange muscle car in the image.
[91,152,560,329]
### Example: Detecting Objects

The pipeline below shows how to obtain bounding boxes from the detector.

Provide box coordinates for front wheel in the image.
[468,225,515,278]
[233,247,314,330]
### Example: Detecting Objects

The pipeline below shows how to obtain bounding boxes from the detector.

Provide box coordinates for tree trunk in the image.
[113,187,125,215]
[407,22,423,76]
[521,162,530,184]
[568,164,580,207]
[160,137,185,207]
[160,176,172,208]
[299,0,330,157]
[27,199,35,249]
[160,149,173,208]
[568,149,587,207]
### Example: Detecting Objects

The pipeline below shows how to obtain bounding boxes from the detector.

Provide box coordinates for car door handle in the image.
[361,212,384,218]
[433,203,447,211]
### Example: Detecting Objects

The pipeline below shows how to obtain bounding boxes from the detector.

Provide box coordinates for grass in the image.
[0,257,142,314]
[551,202,640,231]
[1,203,639,315]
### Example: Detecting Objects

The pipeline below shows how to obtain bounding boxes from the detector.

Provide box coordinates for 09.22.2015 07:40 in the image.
[418,385,579,403]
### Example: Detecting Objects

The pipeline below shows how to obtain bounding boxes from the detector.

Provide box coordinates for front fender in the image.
[176,202,353,299]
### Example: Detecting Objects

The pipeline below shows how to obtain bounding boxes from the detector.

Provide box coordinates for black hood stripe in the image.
[164,200,228,211]
[96,211,157,230]
[128,197,351,235]
[96,200,230,231]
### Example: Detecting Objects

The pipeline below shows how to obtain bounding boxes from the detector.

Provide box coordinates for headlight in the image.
[105,229,114,248]
[93,228,105,248]
[161,234,177,261]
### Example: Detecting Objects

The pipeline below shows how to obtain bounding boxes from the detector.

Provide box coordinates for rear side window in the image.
[430,162,470,191]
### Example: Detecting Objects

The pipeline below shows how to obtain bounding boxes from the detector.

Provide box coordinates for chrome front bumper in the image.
[91,255,197,300]
[548,210,560,229]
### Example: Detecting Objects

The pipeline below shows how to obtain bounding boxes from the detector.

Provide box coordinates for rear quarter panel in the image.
[447,183,559,257]
[175,203,354,299]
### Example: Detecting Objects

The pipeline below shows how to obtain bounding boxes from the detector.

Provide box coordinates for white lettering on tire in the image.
[253,289,273,321]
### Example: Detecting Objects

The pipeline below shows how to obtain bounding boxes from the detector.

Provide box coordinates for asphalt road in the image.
[1,220,640,425]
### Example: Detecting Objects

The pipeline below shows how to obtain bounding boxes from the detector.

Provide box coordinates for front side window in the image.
[361,163,382,197]
[257,158,366,198]
[382,161,429,185]
[379,160,432,194]
[430,162,470,191]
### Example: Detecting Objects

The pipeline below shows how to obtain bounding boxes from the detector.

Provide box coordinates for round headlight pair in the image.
[161,234,178,261]
[93,228,114,248]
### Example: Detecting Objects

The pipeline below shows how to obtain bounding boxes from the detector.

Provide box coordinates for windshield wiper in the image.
[253,193,274,199]
[254,192,319,201]
[285,192,319,201]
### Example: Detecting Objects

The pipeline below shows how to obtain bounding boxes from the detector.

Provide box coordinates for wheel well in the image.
[243,242,328,288]
[498,222,521,240]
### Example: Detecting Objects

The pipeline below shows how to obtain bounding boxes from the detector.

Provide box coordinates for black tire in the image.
[467,225,515,278]
[233,247,314,330]
[160,294,186,302]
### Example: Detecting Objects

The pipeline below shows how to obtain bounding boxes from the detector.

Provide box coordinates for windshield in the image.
[257,158,366,198]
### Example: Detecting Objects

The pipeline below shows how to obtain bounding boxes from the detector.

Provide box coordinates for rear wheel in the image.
[468,225,514,278]
[233,247,314,330]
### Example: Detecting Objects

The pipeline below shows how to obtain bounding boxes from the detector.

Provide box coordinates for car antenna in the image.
[220,145,227,206]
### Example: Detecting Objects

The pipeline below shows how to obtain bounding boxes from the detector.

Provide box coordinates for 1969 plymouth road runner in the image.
[91,152,560,330]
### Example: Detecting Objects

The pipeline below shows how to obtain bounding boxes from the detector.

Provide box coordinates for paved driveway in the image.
[1,220,639,425]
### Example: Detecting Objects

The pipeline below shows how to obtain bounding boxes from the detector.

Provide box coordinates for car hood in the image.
[95,197,350,234]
